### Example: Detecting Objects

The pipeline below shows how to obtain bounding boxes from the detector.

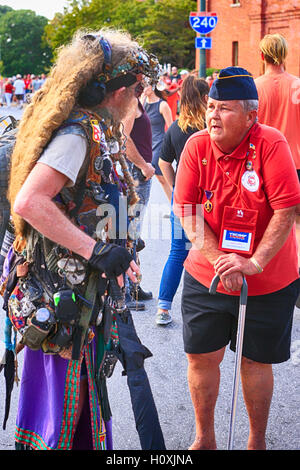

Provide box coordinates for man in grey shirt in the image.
[6,30,163,451]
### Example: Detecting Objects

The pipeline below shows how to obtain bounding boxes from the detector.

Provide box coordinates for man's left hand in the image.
[214,253,259,278]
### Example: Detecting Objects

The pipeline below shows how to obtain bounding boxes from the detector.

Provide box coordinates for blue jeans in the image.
[158,195,190,310]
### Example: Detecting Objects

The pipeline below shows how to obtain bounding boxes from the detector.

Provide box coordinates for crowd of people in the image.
[0,74,47,107]
[0,29,299,453]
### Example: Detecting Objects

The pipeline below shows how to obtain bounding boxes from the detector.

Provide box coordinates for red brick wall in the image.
[196,0,300,78]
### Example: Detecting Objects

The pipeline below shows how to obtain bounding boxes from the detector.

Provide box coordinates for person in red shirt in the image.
[24,73,32,97]
[4,79,14,106]
[254,34,300,277]
[174,67,300,450]
[166,81,180,121]
[255,34,300,173]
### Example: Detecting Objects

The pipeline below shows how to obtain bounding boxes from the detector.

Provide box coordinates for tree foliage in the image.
[44,0,198,68]
[0,9,52,76]
[141,0,197,68]
[0,5,12,16]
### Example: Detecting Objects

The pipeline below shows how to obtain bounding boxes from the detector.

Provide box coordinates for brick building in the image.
[196,0,300,77]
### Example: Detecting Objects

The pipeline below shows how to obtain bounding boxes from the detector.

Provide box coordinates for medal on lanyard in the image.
[204,190,213,213]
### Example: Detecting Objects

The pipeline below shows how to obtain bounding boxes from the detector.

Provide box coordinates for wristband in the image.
[250,257,263,273]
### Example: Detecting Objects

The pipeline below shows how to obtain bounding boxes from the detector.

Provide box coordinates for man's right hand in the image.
[89,241,140,287]
[141,163,155,181]
[220,271,244,293]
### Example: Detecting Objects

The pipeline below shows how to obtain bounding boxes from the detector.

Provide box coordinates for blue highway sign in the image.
[189,12,218,34]
[195,37,212,49]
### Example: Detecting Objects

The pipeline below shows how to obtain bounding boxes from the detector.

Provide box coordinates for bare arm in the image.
[180,212,224,264]
[125,137,155,180]
[251,207,296,266]
[180,212,247,293]
[214,207,297,289]
[123,99,155,180]
[159,100,173,129]
[13,163,139,285]
[14,163,97,259]
[158,159,175,190]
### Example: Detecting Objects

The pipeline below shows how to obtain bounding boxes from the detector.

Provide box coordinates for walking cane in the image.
[209,274,248,450]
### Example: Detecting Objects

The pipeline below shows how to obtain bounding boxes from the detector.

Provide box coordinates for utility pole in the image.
[198,0,206,78]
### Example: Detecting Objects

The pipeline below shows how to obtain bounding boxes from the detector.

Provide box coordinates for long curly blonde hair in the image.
[8,28,140,238]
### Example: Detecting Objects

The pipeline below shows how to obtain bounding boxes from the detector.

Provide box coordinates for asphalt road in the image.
[0,104,299,451]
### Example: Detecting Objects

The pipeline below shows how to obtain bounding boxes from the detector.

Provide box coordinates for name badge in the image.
[221,229,252,252]
[219,206,258,255]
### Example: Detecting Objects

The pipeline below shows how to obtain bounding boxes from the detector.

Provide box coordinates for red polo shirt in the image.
[174,122,300,296]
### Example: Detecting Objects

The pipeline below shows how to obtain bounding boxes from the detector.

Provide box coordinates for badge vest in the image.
[5,107,138,356]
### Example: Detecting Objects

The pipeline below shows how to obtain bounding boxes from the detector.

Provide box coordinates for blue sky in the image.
[0,0,69,19]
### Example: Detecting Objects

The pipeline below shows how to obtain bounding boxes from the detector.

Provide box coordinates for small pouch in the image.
[49,324,73,348]
[53,288,79,324]
[219,206,258,255]
[21,317,51,351]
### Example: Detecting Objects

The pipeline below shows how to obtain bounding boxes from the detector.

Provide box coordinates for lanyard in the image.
[214,143,256,209]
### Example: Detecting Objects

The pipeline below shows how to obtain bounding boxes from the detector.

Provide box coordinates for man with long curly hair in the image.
[3,29,164,450]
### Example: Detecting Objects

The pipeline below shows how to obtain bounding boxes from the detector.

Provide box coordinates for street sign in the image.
[189,12,218,34]
[195,37,212,49]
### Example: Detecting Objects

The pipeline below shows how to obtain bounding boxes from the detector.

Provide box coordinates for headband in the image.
[82,33,160,90]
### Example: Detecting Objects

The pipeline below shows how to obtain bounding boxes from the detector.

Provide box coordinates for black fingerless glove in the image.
[89,241,133,278]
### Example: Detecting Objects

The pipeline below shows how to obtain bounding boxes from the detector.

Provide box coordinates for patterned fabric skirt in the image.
[15,342,112,450]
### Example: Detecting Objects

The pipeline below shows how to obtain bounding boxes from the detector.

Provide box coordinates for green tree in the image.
[141,0,197,68]
[0,5,13,17]
[44,0,197,68]
[0,9,52,76]
[44,0,119,52]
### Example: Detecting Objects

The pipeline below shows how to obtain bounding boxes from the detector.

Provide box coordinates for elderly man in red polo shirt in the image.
[174,67,300,450]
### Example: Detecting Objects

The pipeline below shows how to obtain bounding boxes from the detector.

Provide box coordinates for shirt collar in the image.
[211,123,257,160]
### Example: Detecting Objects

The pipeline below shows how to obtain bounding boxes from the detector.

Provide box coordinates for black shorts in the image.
[181,270,300,364]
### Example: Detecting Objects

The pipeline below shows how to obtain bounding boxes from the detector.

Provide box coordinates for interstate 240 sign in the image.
[189,12,218,34]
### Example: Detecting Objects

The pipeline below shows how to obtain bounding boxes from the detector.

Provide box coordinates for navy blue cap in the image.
[209,67,258,100]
